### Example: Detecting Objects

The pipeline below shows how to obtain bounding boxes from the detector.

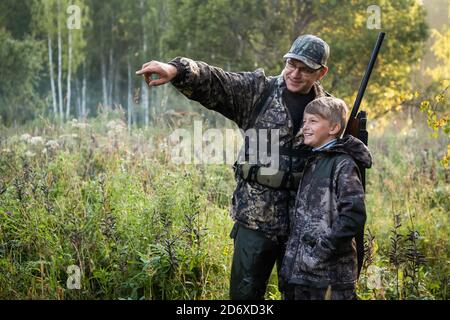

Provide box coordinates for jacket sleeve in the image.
[320,157,367,251]
[169,57,269,129]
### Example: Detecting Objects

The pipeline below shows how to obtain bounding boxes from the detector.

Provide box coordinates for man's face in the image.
[302,113,340,148]
[283,59,328,94]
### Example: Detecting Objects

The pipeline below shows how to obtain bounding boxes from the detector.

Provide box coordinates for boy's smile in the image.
[302,113,340,148]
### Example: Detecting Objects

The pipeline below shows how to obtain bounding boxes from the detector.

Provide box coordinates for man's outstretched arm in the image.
[136,57,269,129]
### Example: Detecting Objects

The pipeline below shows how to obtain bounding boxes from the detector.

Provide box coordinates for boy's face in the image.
[302,113,340,148]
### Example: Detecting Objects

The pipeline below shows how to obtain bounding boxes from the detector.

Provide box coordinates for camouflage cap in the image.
[283,35,330,70]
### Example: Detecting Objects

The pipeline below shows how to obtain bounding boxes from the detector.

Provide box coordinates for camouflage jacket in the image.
[169,57,329,241]
[280,135,372,290]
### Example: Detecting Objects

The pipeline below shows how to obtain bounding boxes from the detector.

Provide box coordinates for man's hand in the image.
[136,61,177,87]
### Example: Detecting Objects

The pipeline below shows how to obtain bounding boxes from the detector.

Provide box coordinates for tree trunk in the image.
[127,58,133,131]
[113,64,119,109]
[140,0,149,127]
[101,53,108,107]
[47,34,57,118]
[292,0,314,40]
[108,47,114,107]
[66,30,72,120]
[57,0,63,121]
[75,78,81,118]
[141,64,149,127]
[82,63,87,118]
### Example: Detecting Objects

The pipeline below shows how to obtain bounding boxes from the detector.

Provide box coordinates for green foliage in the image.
[0,30,45,125]
[0,108,448,300]
[164,0,292,72]
[0,0,447,300]
[416,85,449,167]
[0,116,233,299]
[426,25,450,84]
[0,0,433,125]
[315,0,428,118]
[164,0,429,119]
[357,114,449,300]
[0,0,33,40]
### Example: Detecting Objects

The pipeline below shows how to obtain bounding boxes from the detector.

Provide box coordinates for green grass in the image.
[0,111,448,300]
[358,115,449,300]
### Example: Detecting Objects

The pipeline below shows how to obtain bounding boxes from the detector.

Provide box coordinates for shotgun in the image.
[346,32,385,277]
[345,32,385,139]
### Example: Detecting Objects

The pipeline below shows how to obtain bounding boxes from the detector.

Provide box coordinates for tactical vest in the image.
[234,77,314,191]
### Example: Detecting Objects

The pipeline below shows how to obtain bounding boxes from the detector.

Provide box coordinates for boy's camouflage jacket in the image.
[169,57,329,241]
[280,135,372,289]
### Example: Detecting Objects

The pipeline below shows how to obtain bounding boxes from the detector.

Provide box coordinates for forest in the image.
[0,0,448,300]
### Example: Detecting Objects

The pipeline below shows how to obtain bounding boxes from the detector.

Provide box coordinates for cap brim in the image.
[283,53,322,70]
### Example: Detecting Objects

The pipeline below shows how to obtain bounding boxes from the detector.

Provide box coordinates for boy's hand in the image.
[136,61,177,87]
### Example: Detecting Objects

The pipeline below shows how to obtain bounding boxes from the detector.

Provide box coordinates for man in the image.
[136,35,331,300]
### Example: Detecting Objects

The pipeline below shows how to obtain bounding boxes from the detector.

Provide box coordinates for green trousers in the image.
[229,222,286,300]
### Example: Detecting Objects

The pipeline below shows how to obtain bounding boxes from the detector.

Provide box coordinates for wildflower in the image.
[107,120,126,133]
[159,140,168,149]
[20,134,32,143]
[106,120,117,130]
[45,140,59,150]
[366,265,383,290]
[30,136,44,145]
[25,151,36,158]
[72,121,90,129]
[59,134,78,141]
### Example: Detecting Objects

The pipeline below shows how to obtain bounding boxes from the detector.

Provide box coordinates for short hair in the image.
[304,97,349,137]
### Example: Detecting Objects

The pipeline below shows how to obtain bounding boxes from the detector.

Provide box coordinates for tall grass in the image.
[358,113,448,300]
[0,109,448,299]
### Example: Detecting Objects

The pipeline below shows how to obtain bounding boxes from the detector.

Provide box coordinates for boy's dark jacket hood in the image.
[320,134,373,169]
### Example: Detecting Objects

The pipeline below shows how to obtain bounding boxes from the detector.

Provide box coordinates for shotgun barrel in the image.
[346,32,385,278]
[345,32,385,136]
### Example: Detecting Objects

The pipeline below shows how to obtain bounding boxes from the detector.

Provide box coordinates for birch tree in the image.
[140,0,149,127]
[32,0,87,121]
[57,0,63,120]
[65,2,88,120]
[30,0,60,118]
[41,1,58,117]
[66,28,72,119]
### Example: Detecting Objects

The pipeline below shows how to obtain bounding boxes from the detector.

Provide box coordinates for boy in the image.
[280,96,372,300]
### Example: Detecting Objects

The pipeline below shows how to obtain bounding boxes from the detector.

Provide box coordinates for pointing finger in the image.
[137,61,156,74]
